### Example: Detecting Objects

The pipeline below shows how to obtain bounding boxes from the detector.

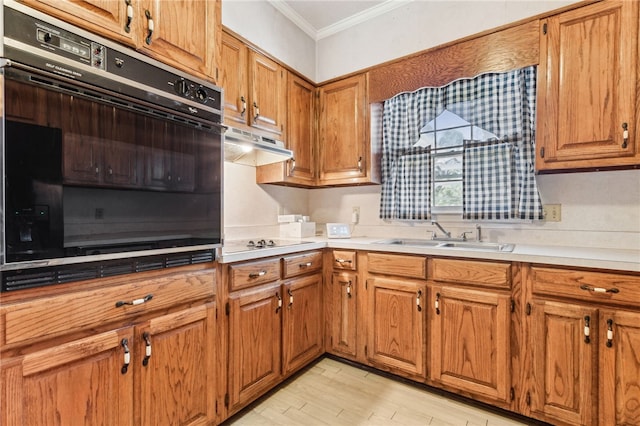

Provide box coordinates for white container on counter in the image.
[280,222,316,238]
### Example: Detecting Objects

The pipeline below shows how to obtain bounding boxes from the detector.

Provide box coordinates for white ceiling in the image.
[269,0,411,40]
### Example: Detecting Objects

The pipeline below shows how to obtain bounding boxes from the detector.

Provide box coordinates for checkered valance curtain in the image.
[380,66,543,220]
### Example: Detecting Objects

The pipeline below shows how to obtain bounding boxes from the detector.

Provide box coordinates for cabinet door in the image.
[143,116,171,190]
[136,0,218,81]
[1,327,134,425]
[537,0,639,170]
[285,74,316,183]
[168,123,196,192]
[136,303,215,426]
[368,277,426,377]
[430,285,511,403]
[282,274,323,375]
[220,32,249,126]
[318,73,369,185]
[327,271,358,358]
[105,108,140,187]
[530,300,597,425]
[600,309,640,426]
[17,0,137,47]
[4,80,39,124]
[228,282,282,410]
[248,50,285,136]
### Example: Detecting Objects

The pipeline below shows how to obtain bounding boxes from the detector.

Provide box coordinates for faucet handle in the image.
[459,231,473,241]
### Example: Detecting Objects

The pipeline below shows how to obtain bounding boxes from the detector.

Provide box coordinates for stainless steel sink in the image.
[373,239,515,252]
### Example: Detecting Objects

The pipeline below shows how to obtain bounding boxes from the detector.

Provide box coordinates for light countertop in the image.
[220,237,640,273]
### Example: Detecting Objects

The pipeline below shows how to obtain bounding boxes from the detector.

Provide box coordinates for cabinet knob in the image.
[622,122,629,148]
[240,96,247,117]
[142,332,152,366]
[121,338,130,374]
[253,101,260,121]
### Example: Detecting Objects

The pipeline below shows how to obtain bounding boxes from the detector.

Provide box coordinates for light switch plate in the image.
[326,223,351,239]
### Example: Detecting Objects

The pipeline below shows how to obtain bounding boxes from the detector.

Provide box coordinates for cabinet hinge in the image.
[364,345,367,357]
[216,67,219,82]
[540,147,545,158]
[225,302,230,316]
[525,302,532,316]
[542,22,547,35]
[526,391,531,406]
[224,393,229,407]
[510,387,515,402]
[215,400,218,414]
[510,299,515,313]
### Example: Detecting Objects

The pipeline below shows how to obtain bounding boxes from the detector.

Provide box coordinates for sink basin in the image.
[373,239,515,252]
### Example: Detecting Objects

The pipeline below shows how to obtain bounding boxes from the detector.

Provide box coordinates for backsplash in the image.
[224,163,640,251]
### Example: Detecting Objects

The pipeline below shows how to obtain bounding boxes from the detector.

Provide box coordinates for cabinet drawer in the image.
[229,258,281,291]
[283,251,323,278]
[367,253,426,279]
[431,258,511,289]
[531,267,640,308]
[332,250,357,270]
[0,267,215,347]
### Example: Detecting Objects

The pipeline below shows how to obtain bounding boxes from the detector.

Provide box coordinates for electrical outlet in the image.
[543,204,561,222]
[351,206,360,224]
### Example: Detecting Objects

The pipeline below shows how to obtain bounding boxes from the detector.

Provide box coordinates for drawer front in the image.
[431,258,511,289]
[531,267,640,308]
[332,250,357,271]
[367,253,427,279]
[283,251,323,278]
[229,258,281,291]
[1,267,215,347]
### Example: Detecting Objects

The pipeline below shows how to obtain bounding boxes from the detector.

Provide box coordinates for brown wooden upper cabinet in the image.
[536,0,639,171]
[16,0,220,83]
[318,73,380,186]
[257,72,317,187]
[220,31,286,138]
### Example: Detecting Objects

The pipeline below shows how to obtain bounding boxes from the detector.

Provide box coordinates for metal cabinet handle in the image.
[249,270,267,279]
[336,259,352,264]
[121,338,130,374]
[622,122,629,148]
[288,289,293,307]
[290,158,296,172]
[145,10,154,45]
[606,319,614,347]
[124,0,133,33]
[253,101,260,121]
[142,332,152,366]
[584,316,591,344]
[435,292,441,315]
[346,281,352,298]
[416,290,422,312]
[115,294,153,308]
[358,156,363,172]
[275,292,282,313]
[579,284,619,294]
[299,262,312,268]
[240,96,246,117]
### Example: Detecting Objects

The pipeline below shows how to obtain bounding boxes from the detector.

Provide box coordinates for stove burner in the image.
[247,239,276,249]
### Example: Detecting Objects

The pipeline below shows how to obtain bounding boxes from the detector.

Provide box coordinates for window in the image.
[379,66,543,221]
[415,110,497,212]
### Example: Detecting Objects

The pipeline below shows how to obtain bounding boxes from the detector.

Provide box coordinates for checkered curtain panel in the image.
[380,66,543,220]
[462,141,513,219]
[391,148,431,220]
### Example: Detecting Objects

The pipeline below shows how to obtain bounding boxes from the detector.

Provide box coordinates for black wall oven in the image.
[1,2,223,290]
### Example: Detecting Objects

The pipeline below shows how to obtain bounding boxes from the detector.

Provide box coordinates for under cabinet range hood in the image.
[224,126,293,166]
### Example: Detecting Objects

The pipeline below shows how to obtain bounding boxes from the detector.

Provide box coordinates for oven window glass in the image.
[4,78,222,261]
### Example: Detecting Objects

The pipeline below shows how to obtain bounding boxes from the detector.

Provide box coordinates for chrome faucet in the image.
[431,220,451,239]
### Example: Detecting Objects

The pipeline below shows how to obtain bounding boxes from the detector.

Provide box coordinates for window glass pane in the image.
[433,154,462,180]
[435,127,468,149]
[433,180,462,207]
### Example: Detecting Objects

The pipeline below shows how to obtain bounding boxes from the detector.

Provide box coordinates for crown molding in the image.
[269,0,413,41]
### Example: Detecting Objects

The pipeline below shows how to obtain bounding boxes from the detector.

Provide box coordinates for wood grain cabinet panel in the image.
[327,271,359,358]
[368,253,427,279]
[220,31,285,139]
[1,327,134,426]
[227,282,282,411]
[529,300,597,426]
[136,303,216,426]
[367,277,426,378]
[318,73,379,186]
[332,250,357,271]
[282,273,323,375]
[537,0,640,171]
[228,258,281,291]
[430,284,511,404]
[282,251,323,279]
[432,258,510,289]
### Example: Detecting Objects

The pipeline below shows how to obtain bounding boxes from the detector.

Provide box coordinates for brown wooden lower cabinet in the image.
[367,276,426,378]
[0,264,217,426]
[327,270,359,358]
